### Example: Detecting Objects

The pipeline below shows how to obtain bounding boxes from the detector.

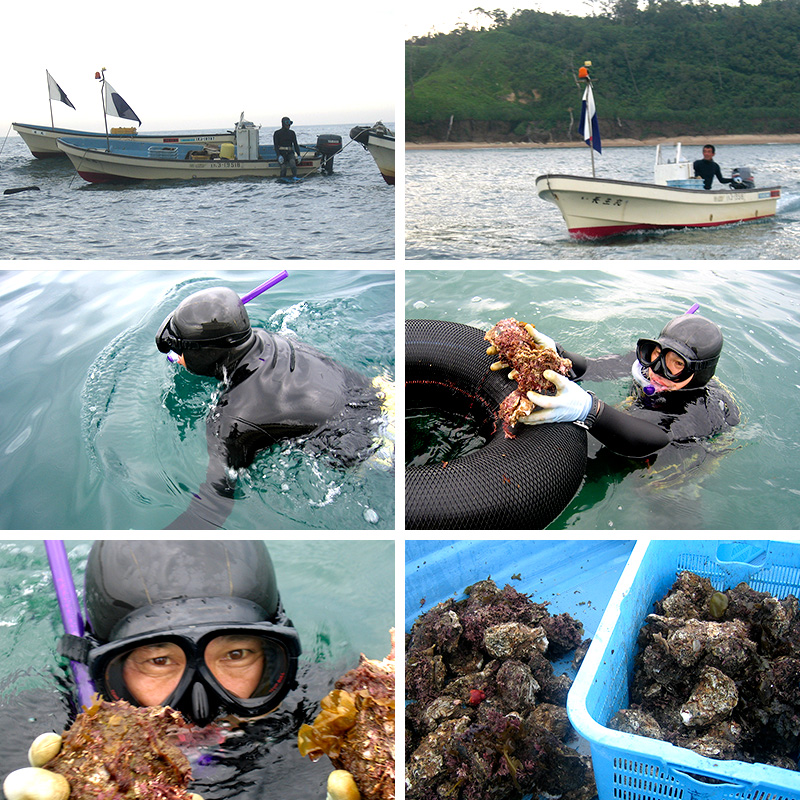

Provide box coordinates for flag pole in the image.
[578,61,599,178]
[97,68,110,151]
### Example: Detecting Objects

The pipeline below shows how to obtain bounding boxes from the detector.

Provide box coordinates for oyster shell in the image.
[298,631,395,800]
[484,318,573,435]
[44,698,194,800]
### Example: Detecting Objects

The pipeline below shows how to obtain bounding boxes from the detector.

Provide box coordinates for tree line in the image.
[406,0,800,142]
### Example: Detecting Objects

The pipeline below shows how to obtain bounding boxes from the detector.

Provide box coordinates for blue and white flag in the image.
[578,83,601,154]
[103,81,141,125]
[46,70,75,109]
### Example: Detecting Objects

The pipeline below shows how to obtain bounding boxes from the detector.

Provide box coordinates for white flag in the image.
[103,81,141,125]
[46,71,75,110]
[578,83,602,154]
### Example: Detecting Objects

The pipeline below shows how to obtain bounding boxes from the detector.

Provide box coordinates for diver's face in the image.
[647,345,694,391]
[121,635,265,706]
[702,146,714,160]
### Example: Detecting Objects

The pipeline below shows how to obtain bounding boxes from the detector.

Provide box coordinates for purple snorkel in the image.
[44,540,96,709]
[642,302,700,395]
[166,270,289,363]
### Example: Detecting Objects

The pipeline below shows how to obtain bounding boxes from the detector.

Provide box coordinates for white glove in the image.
[519,370,592,425]
[278,155,285,164]
[527,325,558,353]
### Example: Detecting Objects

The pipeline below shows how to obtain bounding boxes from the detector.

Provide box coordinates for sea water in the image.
[405,143,800,259]
[406,268,800,530]
[0,539,395,798]
[0,125,395,260]
[0,269,395,530]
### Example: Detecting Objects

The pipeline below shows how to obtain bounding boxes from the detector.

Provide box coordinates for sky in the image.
[2,1,397,134]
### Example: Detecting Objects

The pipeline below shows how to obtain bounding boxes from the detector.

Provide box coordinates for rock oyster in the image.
[484,318,572,435]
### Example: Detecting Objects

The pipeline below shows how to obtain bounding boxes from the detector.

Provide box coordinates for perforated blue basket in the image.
[568,540,800,800]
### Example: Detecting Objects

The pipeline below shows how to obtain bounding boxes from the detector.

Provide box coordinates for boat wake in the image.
[777,192,800,215]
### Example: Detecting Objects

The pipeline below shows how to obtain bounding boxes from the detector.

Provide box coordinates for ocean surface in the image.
[0,269,395,530]
[405,143,800,259]
[0,539,395,798]
[406,268,800,530]
[0,124,394,259]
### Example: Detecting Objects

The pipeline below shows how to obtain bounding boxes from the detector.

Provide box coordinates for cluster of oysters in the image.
[298,630,396,800]
[406,579,595,800]
[484,318,573,434]
[612,570,800,770]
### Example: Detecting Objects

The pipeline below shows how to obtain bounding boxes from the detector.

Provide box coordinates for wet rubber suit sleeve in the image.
[558,347,670,458]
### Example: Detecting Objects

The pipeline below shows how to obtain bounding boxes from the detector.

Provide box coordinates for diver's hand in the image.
[278,155,285,164]
[526,324,558,353]
[519,370,592,425]
[3,733,68,800]
[327,770,361,800]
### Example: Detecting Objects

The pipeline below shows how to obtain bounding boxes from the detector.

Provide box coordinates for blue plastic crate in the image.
[406,538,635,645]
[568,540,800,800]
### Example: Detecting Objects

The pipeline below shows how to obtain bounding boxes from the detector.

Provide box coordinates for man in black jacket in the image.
[693,144,733,190]
[272,116,301,179]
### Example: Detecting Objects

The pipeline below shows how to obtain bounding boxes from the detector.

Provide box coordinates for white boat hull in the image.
[57,139,321,183]
[536,173,781,239]
[364,134,395,185]
[350,125,395,185]
[12,122,235,159]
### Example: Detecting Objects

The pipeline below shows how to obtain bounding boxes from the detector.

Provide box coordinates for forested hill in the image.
[406,0,800,143]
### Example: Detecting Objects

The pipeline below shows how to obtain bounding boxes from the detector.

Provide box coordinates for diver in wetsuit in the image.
[693,144,733,190]
[516,313,739,458]
[156,287,378,529]
[5,542,322,800]
[272,116,301,179]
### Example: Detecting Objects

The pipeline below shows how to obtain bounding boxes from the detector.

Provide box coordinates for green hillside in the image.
[406,0,800,142]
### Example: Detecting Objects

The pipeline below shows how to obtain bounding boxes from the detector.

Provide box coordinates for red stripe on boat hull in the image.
[77,170,139,184]
[569,214,775,240]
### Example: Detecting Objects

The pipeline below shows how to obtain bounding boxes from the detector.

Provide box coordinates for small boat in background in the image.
[536,63,781,240]
[13,121,236,159]
[350,122,395,185]
[57,117,343,184]
[14,69,236,158]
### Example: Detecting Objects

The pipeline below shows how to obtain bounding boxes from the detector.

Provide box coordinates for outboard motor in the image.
[315,134,343,175]
[730,167,755,190]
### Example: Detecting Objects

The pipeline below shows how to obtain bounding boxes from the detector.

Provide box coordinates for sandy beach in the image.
[406,133,800,149]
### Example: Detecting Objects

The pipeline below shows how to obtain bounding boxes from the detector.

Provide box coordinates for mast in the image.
[96,67,110,151]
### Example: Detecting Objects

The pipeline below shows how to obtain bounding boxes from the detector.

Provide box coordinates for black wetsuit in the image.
[272,127,300,159]
[167,330,376,529]
[692,158,732,191]
[561,349,739,458]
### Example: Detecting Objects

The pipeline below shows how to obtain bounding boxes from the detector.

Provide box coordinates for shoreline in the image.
[406,133,800,150]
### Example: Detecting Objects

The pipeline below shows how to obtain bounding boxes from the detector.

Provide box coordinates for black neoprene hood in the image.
[654,314,723,388]
[84,541,280,642]
[156,287,256,378]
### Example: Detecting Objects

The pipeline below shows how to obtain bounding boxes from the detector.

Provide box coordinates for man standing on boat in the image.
[273,116,302,180]
[693,144,733,190]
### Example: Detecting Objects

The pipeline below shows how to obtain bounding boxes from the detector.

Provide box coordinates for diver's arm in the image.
[164,420,238,530]
[522,371,670,459]
[587,399,670,458]
[164,447,236,530]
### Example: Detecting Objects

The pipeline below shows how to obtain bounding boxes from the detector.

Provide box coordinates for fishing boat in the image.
[57,118,343,184]
[536,173,781,240]
[12,121,236,159]
[350,122,395,185]
[536,64,781,239]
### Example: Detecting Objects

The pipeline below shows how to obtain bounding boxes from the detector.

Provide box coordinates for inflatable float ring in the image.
[406,319,587,529]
